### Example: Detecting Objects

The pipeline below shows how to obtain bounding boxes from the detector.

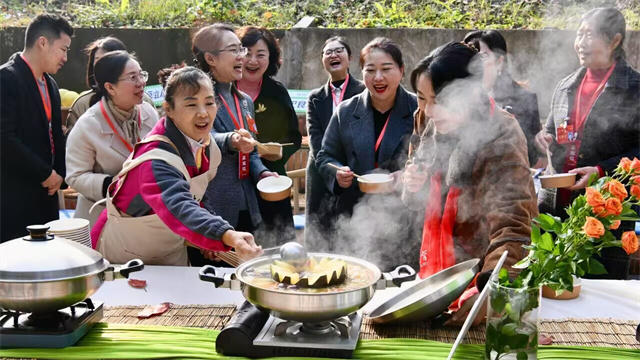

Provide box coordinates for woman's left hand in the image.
[443,293,487,327]
[259,171,279,180]
[568,166,600,190]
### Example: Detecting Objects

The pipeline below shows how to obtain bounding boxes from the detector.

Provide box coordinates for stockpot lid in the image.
[0,225,109,282]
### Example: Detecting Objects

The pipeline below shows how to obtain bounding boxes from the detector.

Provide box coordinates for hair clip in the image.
[461,41,479,53]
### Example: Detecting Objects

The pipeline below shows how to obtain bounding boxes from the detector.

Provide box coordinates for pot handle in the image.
[104,259,145,281]
[199,265,239,289]
[378,265,416,289]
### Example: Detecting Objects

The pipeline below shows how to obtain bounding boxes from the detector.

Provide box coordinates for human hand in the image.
[259,171,279,180]
[336,166,354,188]
[231,129,255,153]
[443,293,486,327]
[534,130,554,154]
[568,166,600,190]
[404,163,428,192]
[222,230,263,261]
[41,170,64,195]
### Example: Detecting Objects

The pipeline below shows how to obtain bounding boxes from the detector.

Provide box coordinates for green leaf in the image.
[535,214,560,233]
[517,351,529,360]
[502,322,518,336]
[588,258,608,275]
[531,224,541,243]
[539,233,554,252]
[587,172,599,187]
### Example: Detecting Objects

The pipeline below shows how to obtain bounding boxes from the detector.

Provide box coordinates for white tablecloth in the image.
[93,266,640,321]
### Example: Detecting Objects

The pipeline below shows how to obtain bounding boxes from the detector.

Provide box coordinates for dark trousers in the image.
[188,210,256,267]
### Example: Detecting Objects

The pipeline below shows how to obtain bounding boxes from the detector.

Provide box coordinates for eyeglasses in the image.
[119,71,149,84]
[323,47,346,56]
[214,46,248,57]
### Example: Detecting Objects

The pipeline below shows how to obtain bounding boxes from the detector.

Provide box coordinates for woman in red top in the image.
[535,8,639,279]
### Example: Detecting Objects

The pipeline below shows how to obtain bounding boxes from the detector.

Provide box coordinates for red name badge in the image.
[239,152,249,179]
[556,124,574,145]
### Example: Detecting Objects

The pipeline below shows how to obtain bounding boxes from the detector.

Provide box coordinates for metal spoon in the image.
[279,242,308,270]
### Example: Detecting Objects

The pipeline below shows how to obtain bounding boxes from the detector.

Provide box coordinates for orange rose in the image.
[631,158,640,174]
[610,220,621,230]
[619,157,632,172]
[632,185,640,199]
[605,179,628,201]
[632,175,640,186]
[583,216,605,238]
[602,198,623,217]
[585,187,605,208]
[621,231,639,255]
[593,205,605,216]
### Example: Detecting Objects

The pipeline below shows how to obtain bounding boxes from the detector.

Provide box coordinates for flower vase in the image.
[485,274,541,360]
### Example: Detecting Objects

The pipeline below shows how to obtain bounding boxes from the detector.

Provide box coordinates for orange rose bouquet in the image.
[508,156,640,292]
[488,157,640,360]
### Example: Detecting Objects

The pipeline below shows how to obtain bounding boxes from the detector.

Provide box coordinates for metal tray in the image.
[367,259,479,324]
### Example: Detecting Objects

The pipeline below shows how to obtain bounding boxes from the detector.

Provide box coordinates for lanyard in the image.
[373,113,391,168]
[219,93,245,130]
[250,78,263,102]
[21,54,54,155]
[330,73,350,108]
[99,100,141,153]
[575,62,616,131]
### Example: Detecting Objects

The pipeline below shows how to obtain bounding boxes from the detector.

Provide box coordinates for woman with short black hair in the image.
[463,30,541,166]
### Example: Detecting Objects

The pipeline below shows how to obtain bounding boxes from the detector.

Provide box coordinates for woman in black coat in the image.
[464,30,541,166]
[535,8,640,279]
[236,26,302,246]
[305,36,365,252]
[316,37,418,271]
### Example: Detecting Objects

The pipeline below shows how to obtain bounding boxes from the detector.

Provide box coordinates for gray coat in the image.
[204,89,268,228]
[316,85,417,214]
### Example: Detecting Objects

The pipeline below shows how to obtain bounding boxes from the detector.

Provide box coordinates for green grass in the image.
[1,0,639,29]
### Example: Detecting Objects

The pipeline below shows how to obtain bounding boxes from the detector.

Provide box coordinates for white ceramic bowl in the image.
[257,176,293,201]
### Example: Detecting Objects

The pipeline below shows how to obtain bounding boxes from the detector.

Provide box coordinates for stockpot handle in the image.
[104,259,145,281]
[199,265,239,289]
[377,265,416,289]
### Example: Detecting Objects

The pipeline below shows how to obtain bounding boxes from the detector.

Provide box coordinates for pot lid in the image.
[0,225,109,282]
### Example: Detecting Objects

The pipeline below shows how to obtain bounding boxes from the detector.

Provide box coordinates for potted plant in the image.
[485,157,640,360]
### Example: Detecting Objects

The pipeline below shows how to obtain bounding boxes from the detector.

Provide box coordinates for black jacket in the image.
[1,54,66,241]
[493,78,541,166]
[305,76,365,214]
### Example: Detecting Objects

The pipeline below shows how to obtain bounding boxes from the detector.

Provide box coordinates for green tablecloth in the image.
[1,323,638,360]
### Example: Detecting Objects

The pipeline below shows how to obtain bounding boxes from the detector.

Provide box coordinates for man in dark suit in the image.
[1,14,73,241]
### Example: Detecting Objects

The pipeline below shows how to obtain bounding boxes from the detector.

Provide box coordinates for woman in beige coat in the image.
[66,51,158,226]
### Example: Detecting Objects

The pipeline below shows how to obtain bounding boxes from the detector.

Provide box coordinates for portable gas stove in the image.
[216,301,363,358]
[0,298,103,348]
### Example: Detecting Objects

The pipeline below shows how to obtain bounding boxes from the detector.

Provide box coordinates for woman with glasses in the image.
[315,37,418,270]
[463,30,541,166]
[305,36,365,252]
[66,51,158,227]
[191,24,277,266]
[65,36,154,136]
[236,26,302,247]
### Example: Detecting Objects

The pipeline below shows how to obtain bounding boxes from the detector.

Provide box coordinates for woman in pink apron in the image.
[91,67,263,265]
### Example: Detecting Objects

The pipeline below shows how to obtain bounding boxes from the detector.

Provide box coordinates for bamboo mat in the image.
[100,304,640,349]
[102,304,236,330]
[360,317,640,349]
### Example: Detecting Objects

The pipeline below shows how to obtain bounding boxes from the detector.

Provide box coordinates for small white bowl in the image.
[358,173,394,194]
[539,173,576,188]
[257,176,292,201]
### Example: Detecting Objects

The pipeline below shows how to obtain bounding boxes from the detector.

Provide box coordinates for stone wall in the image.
[1,27,638,117]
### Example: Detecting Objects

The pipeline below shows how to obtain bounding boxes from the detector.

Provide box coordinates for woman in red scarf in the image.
[403,42,538,325]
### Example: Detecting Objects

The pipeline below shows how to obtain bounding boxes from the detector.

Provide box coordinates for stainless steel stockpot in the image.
[0,225,144,313]
[199,252,415,323]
